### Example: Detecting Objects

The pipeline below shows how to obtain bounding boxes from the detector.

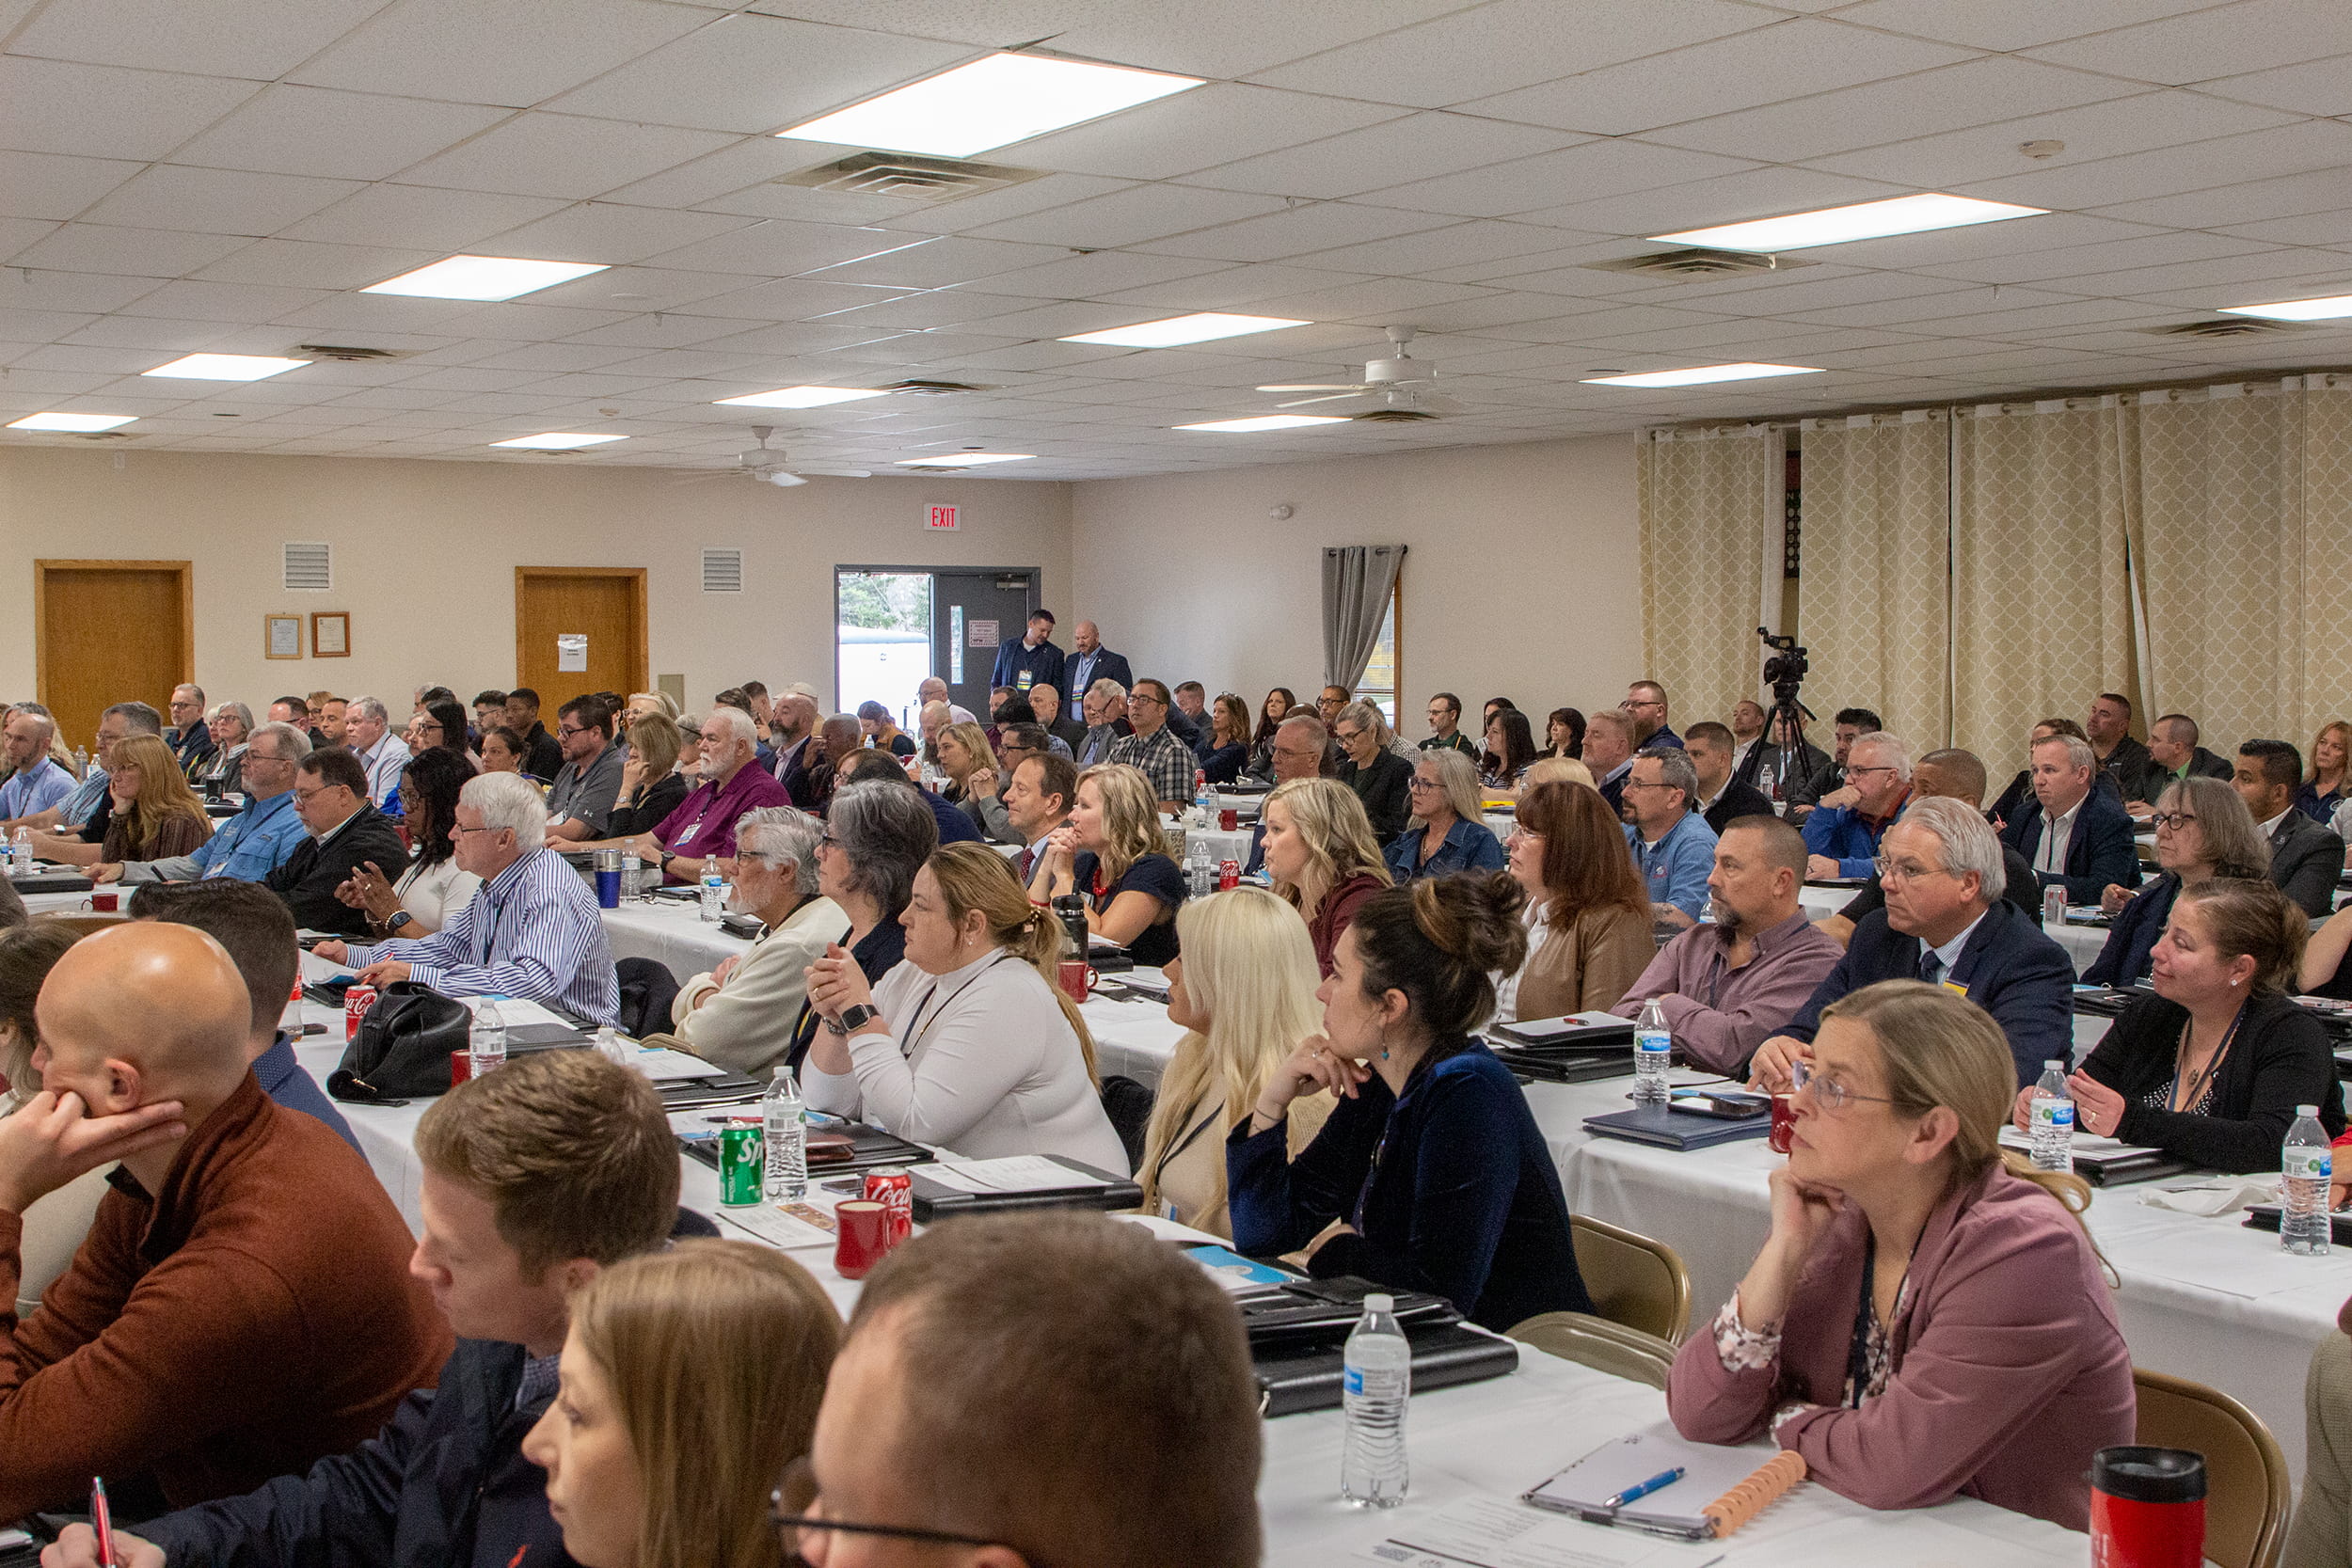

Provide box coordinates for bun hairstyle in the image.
[1345,872,1528,1042]
[2174,877,2307,995]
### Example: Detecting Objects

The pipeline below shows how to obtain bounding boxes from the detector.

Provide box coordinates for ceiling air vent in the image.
[774,151,1046,202]
[291,343,417,362]
[870,378,1001,395]
[2140,319,2307,341]
[1352,408,1441,423]
[283,542,332,592]
[702,548,743,594]
[1581,248,1814,279]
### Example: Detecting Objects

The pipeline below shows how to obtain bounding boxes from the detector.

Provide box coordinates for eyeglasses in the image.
[417,722,445,736]
[557,724,588,737]
[1846,765,1899,780]
[2149,811,2200,830]
[1623,779,1677,792]
[1790,1057,1900,1114]
[449,823,505,838]
[770,1457,1012,1561]
[1407,775,1440,790]
[1333,726,1363,744]
[1869,855,1951,882]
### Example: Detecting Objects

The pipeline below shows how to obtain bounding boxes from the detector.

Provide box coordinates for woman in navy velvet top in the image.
[1227,872,1591,1330]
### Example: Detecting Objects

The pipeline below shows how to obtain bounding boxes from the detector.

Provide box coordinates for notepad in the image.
[1524,1424,1805,1541]
[920,1155,1112,1194]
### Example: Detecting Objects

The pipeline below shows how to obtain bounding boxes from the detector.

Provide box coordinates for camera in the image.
[1757,627,1808,707]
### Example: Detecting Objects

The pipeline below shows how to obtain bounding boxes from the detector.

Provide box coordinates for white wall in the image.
[0,445,1072,715]
[1069,435,1643,736]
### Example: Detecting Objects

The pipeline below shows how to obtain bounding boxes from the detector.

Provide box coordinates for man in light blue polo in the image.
[1624,746,1717,930]
[107,722,311,886]
[0,706,76,826]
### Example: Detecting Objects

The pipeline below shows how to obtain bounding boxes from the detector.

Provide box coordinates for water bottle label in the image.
[1343,1366,1364,1397]
[2286,1148,2333,1181]
[2030,1099,2074,1131]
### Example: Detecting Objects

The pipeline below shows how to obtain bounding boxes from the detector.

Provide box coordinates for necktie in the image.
[1918,949,1944,986]
[1018,846,1035,879]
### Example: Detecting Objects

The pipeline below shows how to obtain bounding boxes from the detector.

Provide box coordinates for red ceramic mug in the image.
[834,1200,893,1280]
[1056,959,1099,1006]
[88,891,119,912]
[1768,1093,1797,1155]
[1218,808,1239,832]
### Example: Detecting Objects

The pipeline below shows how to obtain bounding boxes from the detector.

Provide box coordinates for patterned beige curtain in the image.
[2294,376,2352,743]
[1638,426,1781,726]
[1950,400,2137,780]
[1795,411,1951,750]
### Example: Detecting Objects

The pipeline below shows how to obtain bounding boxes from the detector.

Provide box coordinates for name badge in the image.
[1940,980,1969,999]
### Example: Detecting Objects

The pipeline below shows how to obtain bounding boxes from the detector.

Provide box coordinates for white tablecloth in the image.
[597,895,753,982]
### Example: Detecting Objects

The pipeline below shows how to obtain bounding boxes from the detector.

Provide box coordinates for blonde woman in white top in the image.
[803,842,1127,1172]
[1135,888,1332,1237]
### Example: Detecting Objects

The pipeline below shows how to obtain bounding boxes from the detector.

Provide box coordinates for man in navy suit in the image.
[989,609,1064,698]
[1062,620,1133,703]
[1998,732,2142,906]
[1751,797,2074,1089]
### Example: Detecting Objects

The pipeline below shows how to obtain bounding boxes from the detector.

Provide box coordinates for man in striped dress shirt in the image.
[323,771,621,1027]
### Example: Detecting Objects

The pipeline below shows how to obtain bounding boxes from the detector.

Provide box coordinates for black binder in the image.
[1583,1103,1772,1151]
[679,1118,935,1174]
[906,1157,1140,1221]
[7,871,92,894]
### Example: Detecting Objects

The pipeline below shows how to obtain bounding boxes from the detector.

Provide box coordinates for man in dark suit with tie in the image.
[1999,732,2142,905]
[1002,752,1075,881]
[1062,620,1133,705]
[1751,797,2074,1089]
[2234,737,2346,917]
[267,747,412,937]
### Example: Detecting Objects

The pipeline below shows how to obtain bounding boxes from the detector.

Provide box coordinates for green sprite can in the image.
[718,1120,764,1206]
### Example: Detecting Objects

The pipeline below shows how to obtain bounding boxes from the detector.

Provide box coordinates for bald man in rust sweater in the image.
[0,922,448,1521]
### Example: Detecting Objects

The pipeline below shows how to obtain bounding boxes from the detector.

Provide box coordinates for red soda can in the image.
[343,982,379,1041]
[863,1166,914,1245]
[1217,858,1240,892]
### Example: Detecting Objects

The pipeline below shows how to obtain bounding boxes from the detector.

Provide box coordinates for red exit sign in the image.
[927,504,960,531]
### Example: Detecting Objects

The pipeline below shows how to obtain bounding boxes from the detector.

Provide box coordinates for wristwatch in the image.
[825,1002,882,1037]
[384,911,414,934]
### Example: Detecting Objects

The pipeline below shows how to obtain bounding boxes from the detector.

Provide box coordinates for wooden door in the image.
[36,560,192,749]
[515,568,646,709]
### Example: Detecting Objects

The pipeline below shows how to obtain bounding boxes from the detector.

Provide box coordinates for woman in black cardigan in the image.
[2022,877,2343,1173]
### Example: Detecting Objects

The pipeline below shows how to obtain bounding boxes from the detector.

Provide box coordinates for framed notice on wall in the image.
[310,611,349,657]
[264,613,301,659]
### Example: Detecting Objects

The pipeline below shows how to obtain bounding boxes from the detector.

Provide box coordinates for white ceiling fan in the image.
[1256,326,1467,420]
[676,426,874,487]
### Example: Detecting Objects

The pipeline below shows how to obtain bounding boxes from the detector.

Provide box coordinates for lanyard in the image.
[2170,1000,2247,1113]
[898,951,1021,1061]
[1150,1098,1225,1190]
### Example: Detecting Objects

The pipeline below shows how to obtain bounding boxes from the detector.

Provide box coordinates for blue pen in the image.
[1602,1465,1685,1510]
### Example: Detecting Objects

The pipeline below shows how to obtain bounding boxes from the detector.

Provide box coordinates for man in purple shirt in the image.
[1616,814,1842,1077]
[609,707,791,883]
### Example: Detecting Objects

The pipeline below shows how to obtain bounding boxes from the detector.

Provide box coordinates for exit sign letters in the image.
[927,504,960,531]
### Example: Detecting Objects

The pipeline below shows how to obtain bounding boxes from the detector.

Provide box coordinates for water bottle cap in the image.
[2044,1059,2064,1069]
[2298,1104,2320,1117]
[1362,1292,1393,1312]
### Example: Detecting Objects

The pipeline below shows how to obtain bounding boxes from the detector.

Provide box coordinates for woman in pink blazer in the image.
[1667,979,2135,1531]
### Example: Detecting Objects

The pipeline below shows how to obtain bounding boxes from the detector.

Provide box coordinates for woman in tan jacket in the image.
[1493,780,1654,1022]
[1134,887,1332,1238]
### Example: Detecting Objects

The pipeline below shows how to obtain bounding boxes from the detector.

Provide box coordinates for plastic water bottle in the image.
[1632,997,1672,1105]
[619,850,643,899]
[1185,836,1215,897]
[594,1023,629,1066]
[1193,768,1215,826]
[8,827,29,875]
[762,1068,808,1203]
[2029,1059,2075,1173]
[469,997,508,1077]
[71,746,88,781]
[2282,1105,2333,1257]
[1340,1292,1410,1508]
[699,862,725,922]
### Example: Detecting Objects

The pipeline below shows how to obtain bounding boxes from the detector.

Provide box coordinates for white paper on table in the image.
[920,1155,1110,1194]
[1115,1212,1227,1246]
[453,995,574,1031]
[717,1202,834,1250]
[666,1108,751,1141]
[1361,1497,1724,1568]
[627,1046,727,1083]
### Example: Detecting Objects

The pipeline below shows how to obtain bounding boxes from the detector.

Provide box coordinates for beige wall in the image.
[0,445,1071,718]
[1069,434,1643,736]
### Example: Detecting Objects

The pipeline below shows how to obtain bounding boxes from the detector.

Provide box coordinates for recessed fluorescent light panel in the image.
[8,412,136,432]
[361,255,610,301]
[778,53,1202,158]
[1175,415,1348,433]
[1581,363,1824,388]
[490,433,625,450]
[716,387,891,409]
[1061,312,1310,348]
[1652,194,2045,252]
[2220,293,2352,322]
[142,353,311,381]
[894,453,1034,467]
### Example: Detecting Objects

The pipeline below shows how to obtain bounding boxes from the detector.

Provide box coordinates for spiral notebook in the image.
[1522,1424,1806,1541]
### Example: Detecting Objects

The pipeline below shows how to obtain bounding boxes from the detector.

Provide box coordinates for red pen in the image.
[92,1476,118,1568]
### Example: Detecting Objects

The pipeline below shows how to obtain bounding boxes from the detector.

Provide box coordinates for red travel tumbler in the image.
[2090,1447,2205,1568]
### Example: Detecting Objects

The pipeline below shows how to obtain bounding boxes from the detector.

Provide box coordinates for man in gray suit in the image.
[2235,738,2344,917]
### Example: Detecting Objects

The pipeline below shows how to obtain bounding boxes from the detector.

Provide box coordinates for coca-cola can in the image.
[343,982,379,1041]
[863,1166,914,1245]
[1217,858,1240,892]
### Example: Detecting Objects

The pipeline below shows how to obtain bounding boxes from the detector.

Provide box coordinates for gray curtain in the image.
[1322,544,1406,689]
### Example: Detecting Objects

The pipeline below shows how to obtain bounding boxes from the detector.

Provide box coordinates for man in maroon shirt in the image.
[611,706,791,883]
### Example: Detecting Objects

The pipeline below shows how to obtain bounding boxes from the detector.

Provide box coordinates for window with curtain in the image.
[1353,578,1400,725]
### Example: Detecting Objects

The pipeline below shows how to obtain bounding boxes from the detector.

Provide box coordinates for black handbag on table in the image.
[328,980,471,1103]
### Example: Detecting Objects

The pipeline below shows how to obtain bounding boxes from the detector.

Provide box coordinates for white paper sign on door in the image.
[557,633,588,673]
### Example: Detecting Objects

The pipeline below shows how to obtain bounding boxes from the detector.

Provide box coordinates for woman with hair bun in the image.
[1225,872,1591,1330]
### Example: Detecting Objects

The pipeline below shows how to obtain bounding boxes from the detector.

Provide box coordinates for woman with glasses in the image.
[1492,780,1651,1022]
[336,746,480,938]
[410,697,475,774]
[783,778,934,1073]
[1228,873,1591,1330]
[2083,775,2266,987]
[1385,747,1504,882]
[1259,776,1392,978]
[1670,980,2134,1531]
[1200,693,1251,785]
[197,702,253,793]
[2053,878,2342,1172]
[1332,700,1413,838]
[91,735,214,866]
[520,1240,837,1568]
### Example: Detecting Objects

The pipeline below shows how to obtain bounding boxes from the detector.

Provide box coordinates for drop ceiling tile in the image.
[8,0,387,78]
[5,341,167,373]
[558,313,773,349]
[59,316,251,350]
[1287,219,1583,277]
[0,217,63,260]
[288,0,710,108]
[116,277,335,322]
[1089,262,1375,310]
[1181,112,1590,203]
[805,235,1073,288]
[1235,275,1498,323]
[268,292,485,334]
[823,330,1028,364]
[1516,165,1908,240]
[1246,0,1774,108]
[396,114,736,200]
[0,268,162,315]
[0,56,262,161]
[2213,207,2352,248]
[168,86,514,182]
[1797,212,2169,271]
[1140,201,1456,263]
[78,166,364,237]
[2199,55,2352,117]
[1830,0,2223,52]
[462,202,755,266]
[1364,138,1763,221]
[1006,86,1405,186]
[2024,0,2352,86]
[1960,119,2352,214]
[0,307,103,340]
[2037,248,2346,298]
[8,222,252,277]
[961,184,1291,249]
[867,176,1136,239]
[596,139,833,210]
[272,185,566,252]
[688,181,954,228]
[546,12,967,134]
[1461,18,1976,136]
[913,340,1140,372]
[1906,230,2276,286]
[679,320,907,356]
[663,276,916,321]
[637,219,918,277]
[2083,164,2352,230]
[0,150,147,223]
[510,264,761,313]
[1643,56,2141,163]
[1805,88,2301,189]
[186,238,437,290]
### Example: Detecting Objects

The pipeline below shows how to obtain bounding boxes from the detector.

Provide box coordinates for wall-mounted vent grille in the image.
[703,548,744,594]
[283,542,331,592]
[774,151,1046,202]
[1582,248,1812,279]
